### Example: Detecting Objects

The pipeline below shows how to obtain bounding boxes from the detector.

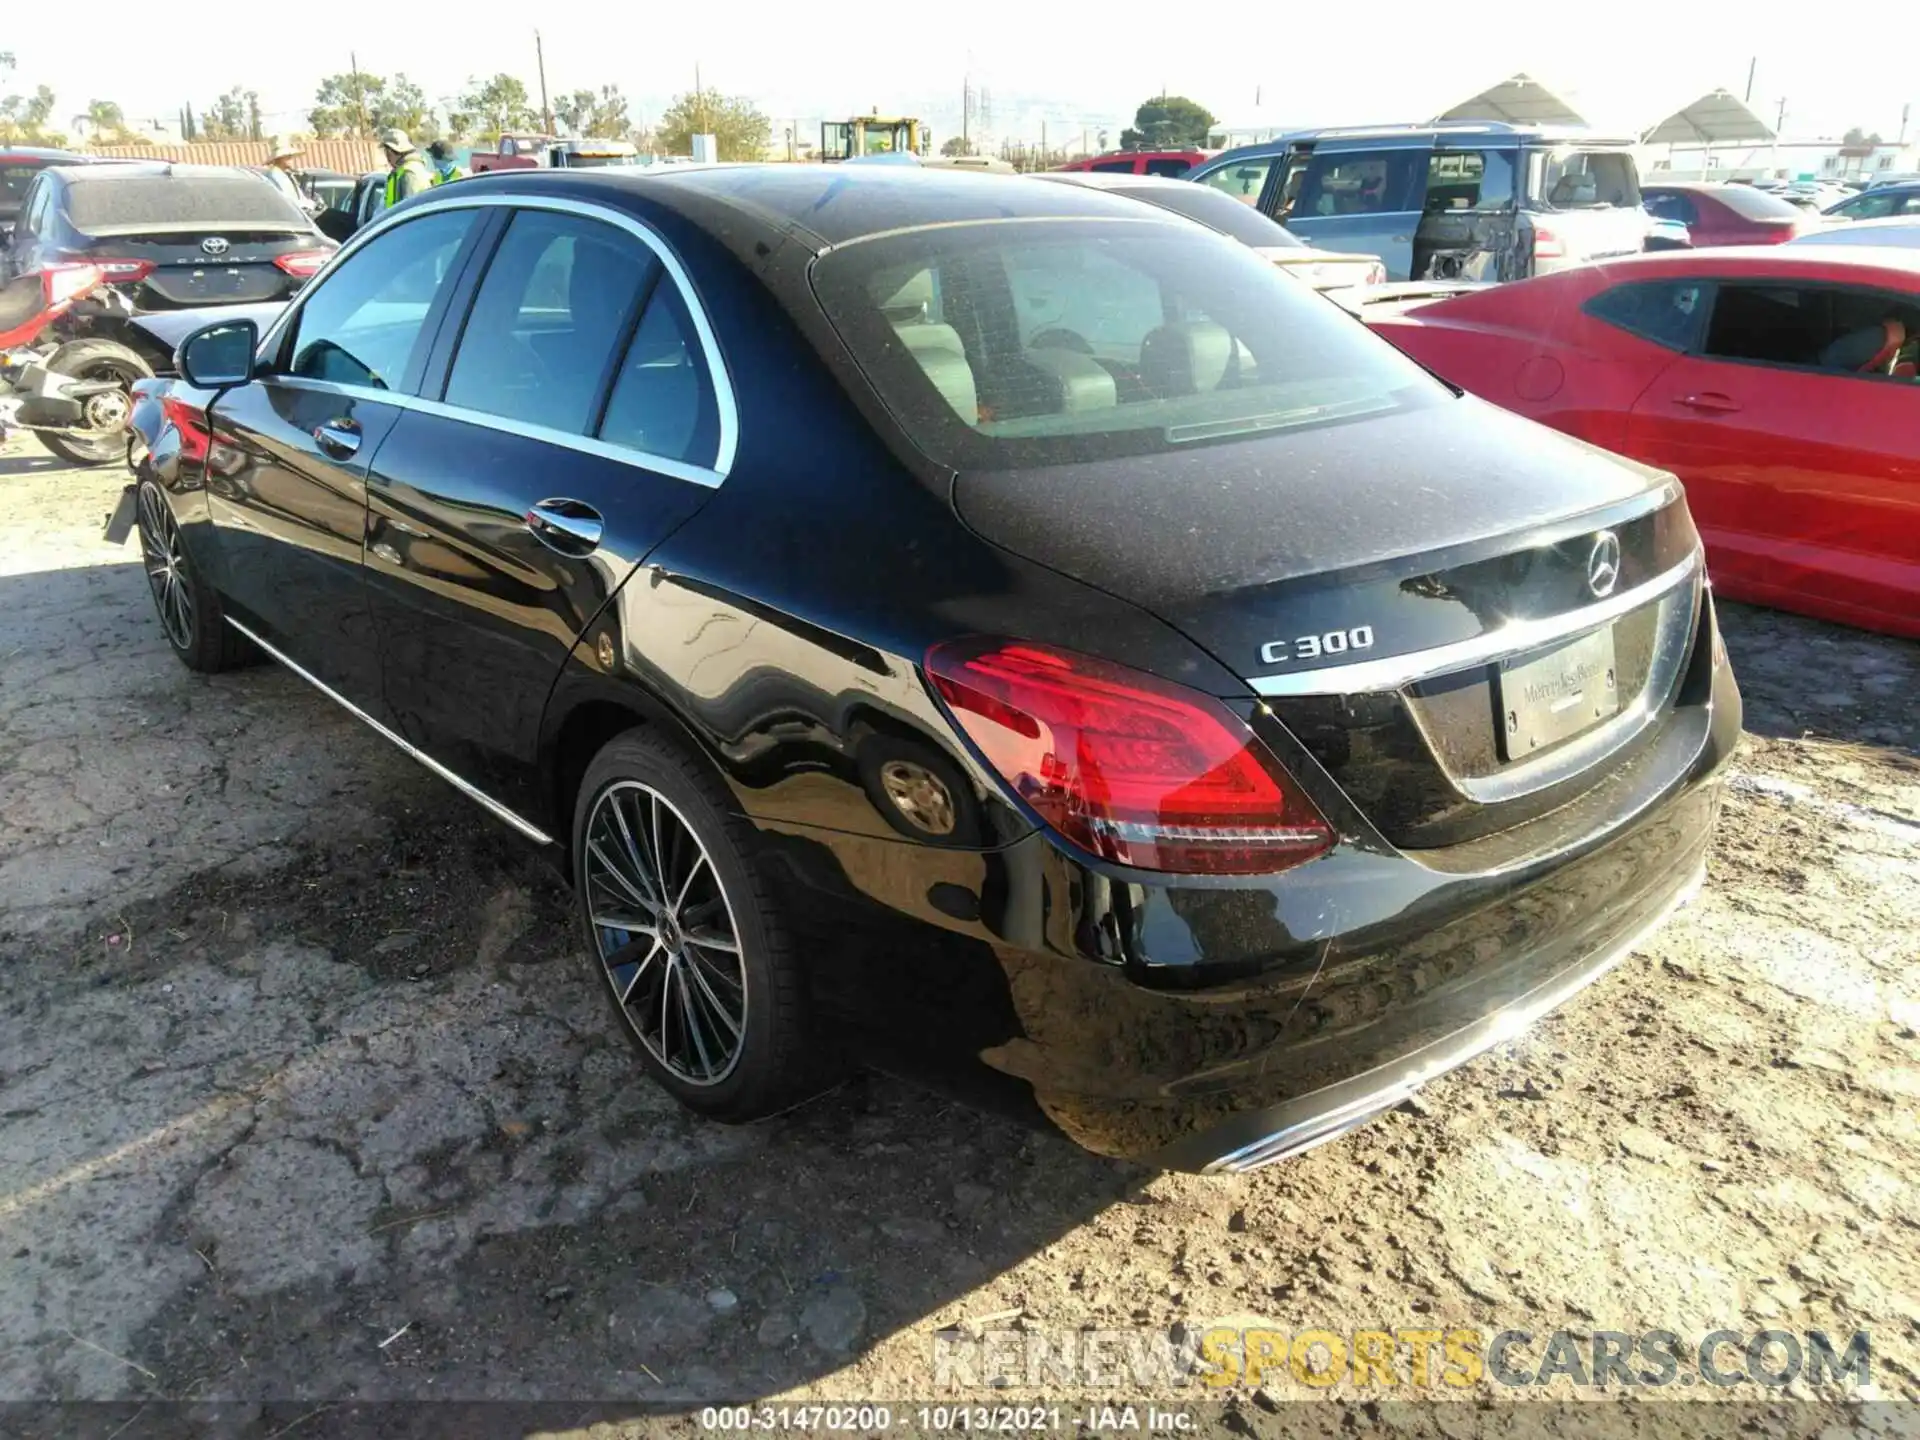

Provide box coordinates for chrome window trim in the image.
[1248,549,1701,698]
[224,617,555,846]
[255,190,738,480]
[268,376,725,490]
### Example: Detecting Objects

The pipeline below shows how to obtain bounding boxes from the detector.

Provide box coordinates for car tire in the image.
[36,339,153,467]
[573,728,824,1122]
[135,480,257,673]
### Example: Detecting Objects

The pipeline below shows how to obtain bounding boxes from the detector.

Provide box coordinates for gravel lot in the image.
[2,438,1917,1430]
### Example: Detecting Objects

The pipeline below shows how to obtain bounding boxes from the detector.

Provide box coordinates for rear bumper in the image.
[758,599,1740,1170]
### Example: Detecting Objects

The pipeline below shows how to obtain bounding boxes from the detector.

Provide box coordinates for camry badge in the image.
[201,236,230,256]
[1586,530,1621,599]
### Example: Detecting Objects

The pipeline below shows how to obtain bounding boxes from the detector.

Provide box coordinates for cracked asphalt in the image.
[2,437,1918,1431]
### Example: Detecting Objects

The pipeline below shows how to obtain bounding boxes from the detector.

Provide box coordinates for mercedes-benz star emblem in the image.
[1586,530,1622,599]
[201,236,230,256]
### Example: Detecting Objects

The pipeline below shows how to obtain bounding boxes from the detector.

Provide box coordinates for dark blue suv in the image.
[1188,122,1652,282]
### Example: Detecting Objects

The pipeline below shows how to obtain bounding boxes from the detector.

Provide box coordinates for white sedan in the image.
[1785,215,1920,249]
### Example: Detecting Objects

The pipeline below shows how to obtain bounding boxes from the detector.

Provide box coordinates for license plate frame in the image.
[1497,625,1620,760]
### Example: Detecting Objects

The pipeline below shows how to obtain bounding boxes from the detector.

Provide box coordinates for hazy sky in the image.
[8,2,1920,145]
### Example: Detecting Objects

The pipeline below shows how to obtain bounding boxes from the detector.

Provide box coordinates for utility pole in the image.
[349,51,369,139]
[535,31,553,134]
[1744,57,1756,104]
[1901,103,1910,145]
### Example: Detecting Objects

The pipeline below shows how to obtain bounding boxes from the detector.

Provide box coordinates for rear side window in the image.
[1584,280,1705,351]
[444,209,659,434]
[64,174,309,229]
[1,163,51,222]
[288,208,477,390]
[1144,156,1193,178]
[1198,157,1276,207]
[1530,149,1640,209]
[1642,191,1699,226]
[1090,159,1137,174]
[598,282,720,467]
[1425,151,1515,212]
[1710,185,1802,221]
[1295,149,1423,216]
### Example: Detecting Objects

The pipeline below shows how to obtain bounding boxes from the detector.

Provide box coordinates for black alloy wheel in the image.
[134,481,256,673]
[573,730,822,1119]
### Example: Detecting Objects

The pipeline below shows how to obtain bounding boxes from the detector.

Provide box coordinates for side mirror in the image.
[176,319,258,389]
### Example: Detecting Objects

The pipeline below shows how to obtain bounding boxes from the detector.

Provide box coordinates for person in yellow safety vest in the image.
[380,128,430,209]
[426,140,468,186]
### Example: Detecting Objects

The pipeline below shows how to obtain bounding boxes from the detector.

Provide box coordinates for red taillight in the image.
[1532,223,1565,260]
[42,263,104,307]
[89,258,156,282]
[925,639,1334,875]
[273,249,332,278]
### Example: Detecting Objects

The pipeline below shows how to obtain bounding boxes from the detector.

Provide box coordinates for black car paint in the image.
[129,168,1739,1169]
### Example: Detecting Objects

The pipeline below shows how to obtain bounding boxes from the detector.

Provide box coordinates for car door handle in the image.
[313,419,360,459]
[1674,392,1741,414]
[525,498,603,556]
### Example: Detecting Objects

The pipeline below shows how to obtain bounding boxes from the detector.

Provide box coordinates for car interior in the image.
[1703,284,1920,378]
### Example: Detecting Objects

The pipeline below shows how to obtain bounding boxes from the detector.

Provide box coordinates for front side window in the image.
[1584,280,1706,351]
[286,208,476,390]
[1295,149,1422,217]
[443,209,659,434]
[810,219,1447,470]
[1090,158,1137,174]
[1198,156,1276,208]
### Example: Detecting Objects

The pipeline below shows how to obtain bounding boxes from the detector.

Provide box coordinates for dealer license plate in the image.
[1497,626,1619,760]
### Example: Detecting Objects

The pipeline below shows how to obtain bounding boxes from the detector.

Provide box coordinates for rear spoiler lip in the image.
[72,221,314,240]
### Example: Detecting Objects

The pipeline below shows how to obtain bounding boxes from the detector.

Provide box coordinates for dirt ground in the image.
[2,437,1917,1434]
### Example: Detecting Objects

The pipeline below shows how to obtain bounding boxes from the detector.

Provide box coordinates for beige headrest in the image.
[1026,347,1117,413]
[1141,320,1234,396]
[871,265,936,320]
[894,322,977,421]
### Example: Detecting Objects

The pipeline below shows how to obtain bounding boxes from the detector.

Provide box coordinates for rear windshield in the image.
[1530,149,1640,209]
[1711,184,1804,221]
[809,218,1446,470]
[1114,184,1305,249]
[64,174,308,230]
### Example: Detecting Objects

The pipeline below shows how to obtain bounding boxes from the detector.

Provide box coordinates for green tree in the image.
[309,70,383,139]
[1119,94,1215,150]
[372,73,436,140]
[941,134,978,157]
[75,99,145,144]
[555,84,631,139]
[199,86,260,141]
[0,84,61,145]
[458,73,535,140]
[655,88,769,161]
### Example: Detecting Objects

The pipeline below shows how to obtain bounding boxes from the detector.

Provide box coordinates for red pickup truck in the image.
[1053,149,1211,178]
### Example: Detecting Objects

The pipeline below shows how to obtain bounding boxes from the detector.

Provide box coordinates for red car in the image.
[1641,181,1819,247]
[1053,149,1209,178]
[1363,249,1920,637]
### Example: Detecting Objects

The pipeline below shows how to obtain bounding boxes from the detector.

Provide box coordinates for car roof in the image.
[489,164,1192,250]
[50,161,259,182]
[0,145,89,161]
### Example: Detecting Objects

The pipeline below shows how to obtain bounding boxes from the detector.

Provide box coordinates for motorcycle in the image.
[0,263,153,466]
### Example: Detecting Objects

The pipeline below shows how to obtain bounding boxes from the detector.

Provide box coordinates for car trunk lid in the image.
[952,397,1705,847]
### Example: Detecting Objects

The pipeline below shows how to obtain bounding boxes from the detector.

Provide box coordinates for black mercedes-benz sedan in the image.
[122,166,1740,1172]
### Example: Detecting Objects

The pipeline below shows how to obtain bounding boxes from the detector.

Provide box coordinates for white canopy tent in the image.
[1435,74,1588,129]
[1640,90,1776,146]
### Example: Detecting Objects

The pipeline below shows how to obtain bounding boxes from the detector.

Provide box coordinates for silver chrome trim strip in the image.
[1205,859,1707,1173]
[1248,550,1702,698]
[268,377,726,490]
[255,190,739,480]
[224,617,555,846]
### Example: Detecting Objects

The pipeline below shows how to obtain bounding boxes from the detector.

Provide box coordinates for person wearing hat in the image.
[259,136,319,214]
[381,128,431,209]
[426,139,467,186]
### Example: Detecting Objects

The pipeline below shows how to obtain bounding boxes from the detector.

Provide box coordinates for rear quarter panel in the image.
[1368,285,1680,452]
